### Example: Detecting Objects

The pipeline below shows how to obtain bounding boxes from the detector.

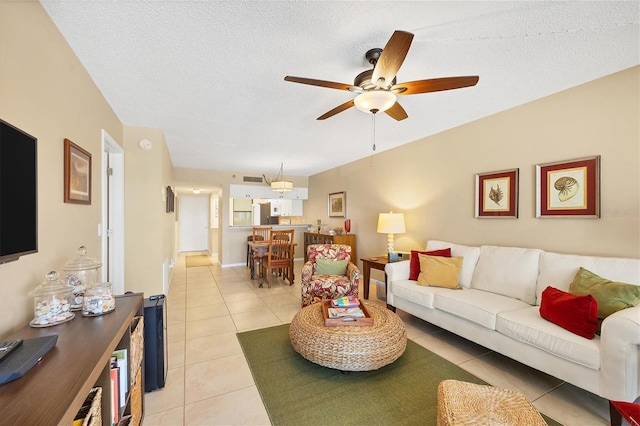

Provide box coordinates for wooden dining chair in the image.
[247,226,272,267]
[259,229,295,288]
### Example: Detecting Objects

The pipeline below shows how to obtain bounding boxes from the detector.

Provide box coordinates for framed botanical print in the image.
[475,168,519,218]
[328,191,346,217]
[536,156,600,218]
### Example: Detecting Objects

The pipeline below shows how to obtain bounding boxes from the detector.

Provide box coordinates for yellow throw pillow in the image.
[417,255,463,289]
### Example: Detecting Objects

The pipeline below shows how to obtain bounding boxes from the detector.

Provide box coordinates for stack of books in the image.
[328,296,365,319]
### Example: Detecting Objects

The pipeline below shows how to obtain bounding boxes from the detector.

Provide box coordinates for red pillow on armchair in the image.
[539,286,598,339]
[409,248,451,281]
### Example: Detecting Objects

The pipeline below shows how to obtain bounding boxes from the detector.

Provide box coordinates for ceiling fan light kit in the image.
[284,30,479,121]
[354,90,396,114]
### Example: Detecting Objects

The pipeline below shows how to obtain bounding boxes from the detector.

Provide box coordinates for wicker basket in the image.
[437,380,547,426]
[130,316,144,385]
[130,368,143,426]
[72,387,102,426]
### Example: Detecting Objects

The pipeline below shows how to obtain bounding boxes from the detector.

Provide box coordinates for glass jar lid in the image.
[61,246,102,271]
[29,271,75,297]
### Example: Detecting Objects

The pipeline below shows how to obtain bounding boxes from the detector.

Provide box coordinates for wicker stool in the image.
[289,302,406,371]
[437,380,547,426]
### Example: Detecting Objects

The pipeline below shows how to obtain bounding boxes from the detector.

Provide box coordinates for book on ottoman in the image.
[331,296,360,308]
[322,300,373,327]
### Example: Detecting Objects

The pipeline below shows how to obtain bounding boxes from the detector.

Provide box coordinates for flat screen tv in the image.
[0,119,38,264]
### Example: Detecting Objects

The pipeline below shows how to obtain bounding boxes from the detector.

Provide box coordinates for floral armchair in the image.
[301,244,360,307]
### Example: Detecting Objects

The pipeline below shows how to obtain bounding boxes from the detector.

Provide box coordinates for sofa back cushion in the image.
[426,240,480,288]
[536,251,640,305]
[471,245,543,305]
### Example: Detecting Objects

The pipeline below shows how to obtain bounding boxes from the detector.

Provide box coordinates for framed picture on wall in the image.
[536,155,600,218]
[475,168,519,218]
[328,191,346,217]
[64,138,91,205]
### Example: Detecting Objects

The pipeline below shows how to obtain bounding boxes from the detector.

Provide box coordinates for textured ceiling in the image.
[40,1,639,177]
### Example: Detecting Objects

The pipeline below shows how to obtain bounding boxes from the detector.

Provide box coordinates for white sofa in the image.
[385,240,640,403]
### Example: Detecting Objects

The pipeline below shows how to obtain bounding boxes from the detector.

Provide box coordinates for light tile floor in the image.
[143,254,611,425]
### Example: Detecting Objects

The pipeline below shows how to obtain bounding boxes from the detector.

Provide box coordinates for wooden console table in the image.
[0,293,145,426]
[361,253,409,304]
[361,256,389,300]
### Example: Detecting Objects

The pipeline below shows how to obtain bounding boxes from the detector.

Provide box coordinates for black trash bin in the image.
[144,295,167,392]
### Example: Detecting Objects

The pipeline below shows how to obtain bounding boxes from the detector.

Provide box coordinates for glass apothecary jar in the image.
[61,246,102,311]
[29,271,75,327]
[82,281,115,316]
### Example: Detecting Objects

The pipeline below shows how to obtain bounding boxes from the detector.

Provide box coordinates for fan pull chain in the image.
[369,112,377,167]
[372,113,377,152]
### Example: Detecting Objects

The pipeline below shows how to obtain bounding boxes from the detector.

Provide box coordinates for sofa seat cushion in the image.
[496,306,600,369]
[434,289,531,330]
[390,279,454,309]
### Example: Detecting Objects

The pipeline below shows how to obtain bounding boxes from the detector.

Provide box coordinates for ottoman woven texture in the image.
[437,379,547,426]
[289,302,406,371]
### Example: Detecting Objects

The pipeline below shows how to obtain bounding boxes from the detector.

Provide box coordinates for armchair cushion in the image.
[315,258,348,275]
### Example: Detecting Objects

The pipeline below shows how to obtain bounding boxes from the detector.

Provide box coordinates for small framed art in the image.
[475,168,519,218]
[328,191,346,217]
[536,155,600,218]
[64,138,91,205]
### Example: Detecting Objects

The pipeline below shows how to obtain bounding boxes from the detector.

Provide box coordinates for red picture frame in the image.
[475,168,519,218]
[536,156,600,218]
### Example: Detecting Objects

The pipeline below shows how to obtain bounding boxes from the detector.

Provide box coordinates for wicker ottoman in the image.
[437,380,547,426]
[289,302,407,371]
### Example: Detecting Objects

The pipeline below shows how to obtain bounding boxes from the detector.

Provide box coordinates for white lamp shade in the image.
[271,180,293,192]
[377,212,406,234]
[354,90,397,113]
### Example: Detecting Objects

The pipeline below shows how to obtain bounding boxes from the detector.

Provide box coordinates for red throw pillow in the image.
[539,286,598,339]
[409,248,451,281]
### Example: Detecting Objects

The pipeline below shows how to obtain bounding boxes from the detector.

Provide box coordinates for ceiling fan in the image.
[284,30,479,121]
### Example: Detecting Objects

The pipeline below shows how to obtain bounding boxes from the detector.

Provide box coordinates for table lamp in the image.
[377,212,406,258]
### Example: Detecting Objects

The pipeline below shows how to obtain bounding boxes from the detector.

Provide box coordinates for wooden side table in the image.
[360,256,389,300]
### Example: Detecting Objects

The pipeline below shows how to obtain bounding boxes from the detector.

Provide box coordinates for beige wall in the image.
[308,67,640,271]
[0,1,123,336]
[123,126,175,296]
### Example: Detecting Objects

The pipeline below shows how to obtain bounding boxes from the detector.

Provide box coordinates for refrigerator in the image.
[259,203,272,225]
[144,295,167,392]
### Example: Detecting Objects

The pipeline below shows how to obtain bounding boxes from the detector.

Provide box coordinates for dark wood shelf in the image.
[0,293,144,425]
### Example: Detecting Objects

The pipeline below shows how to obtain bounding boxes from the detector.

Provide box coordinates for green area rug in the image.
[237,324,561,426]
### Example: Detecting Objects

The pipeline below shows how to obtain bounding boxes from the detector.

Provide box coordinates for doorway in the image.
[101,130,124,294]
[179,195,210,252]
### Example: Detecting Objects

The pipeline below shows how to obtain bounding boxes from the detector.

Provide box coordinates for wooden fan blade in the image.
[284,76,356,91]
[317,100,355,120]
[371,30,414,89]
[394,76,479,96]
[385,101,408,121]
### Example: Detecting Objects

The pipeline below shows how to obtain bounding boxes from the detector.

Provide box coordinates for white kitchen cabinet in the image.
[292,187,308,200]
[229,184,269,199]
